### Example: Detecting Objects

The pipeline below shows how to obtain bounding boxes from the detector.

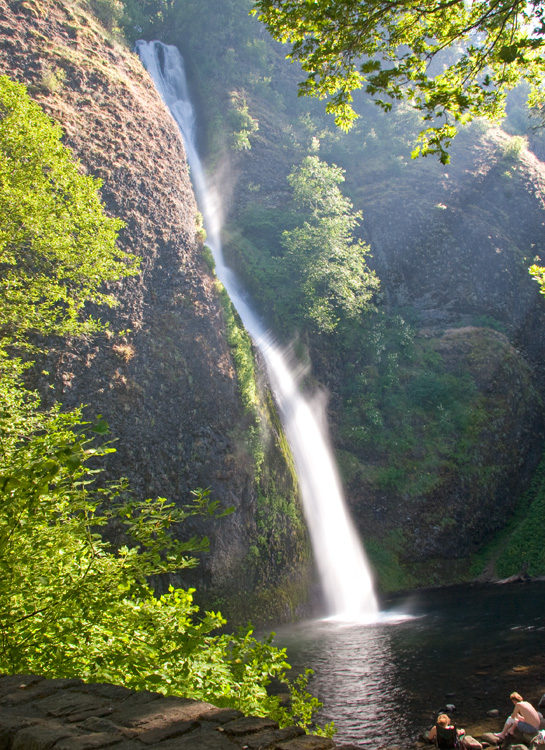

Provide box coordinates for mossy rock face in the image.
[350,325,543,590]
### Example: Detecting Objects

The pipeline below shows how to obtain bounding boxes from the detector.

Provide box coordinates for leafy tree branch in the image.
[0,75,138,348]
[252,0,545,162]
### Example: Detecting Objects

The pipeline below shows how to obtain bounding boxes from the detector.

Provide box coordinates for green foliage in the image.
[0,76,138,347]
[217,282,258,412]
[89,0,124,31]
[407,370,476,414]
[195,211,207,244]
[216,282,268,480]
[29,64,66,96]
[530,262,545,295]
[254,484,304,571]
[202,244,216,271]
[228,90,259,151]
[0,364,323,723]
[0,373,214,679]
[365,530,416,593]
[466,315,507,334]
[276,670,336,738]
[0,73,326,732]
[279,155,379,333]
[337,312,480,497]
[223,205,298,335]
[499,134,528,162]
[118,0,173,40]
[253,0,545,162]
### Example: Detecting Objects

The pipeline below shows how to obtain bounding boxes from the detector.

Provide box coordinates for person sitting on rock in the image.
[495,693,541,741]
[429,714,464,748]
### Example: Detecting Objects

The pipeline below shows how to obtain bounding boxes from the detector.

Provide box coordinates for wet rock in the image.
[242,726,305,749]
[55,732,125,750]
[11,721,79,750]
[221,715,279,736]
[201,708,245,724]
[137,719,200,745]
[482,733,502,745]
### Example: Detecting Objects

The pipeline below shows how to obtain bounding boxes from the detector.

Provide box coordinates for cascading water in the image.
[136,40,378,619]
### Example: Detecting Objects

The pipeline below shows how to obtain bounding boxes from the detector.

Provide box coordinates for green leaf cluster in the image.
[228,90,259,151]
[279,155,379,333]
[0,365,315,721]
[224,154,380,339]
[253,0,545,162]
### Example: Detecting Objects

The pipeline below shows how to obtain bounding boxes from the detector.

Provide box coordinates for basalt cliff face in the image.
[0,0,311,622]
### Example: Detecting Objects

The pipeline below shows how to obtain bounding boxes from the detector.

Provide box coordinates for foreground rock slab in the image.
[0,675,355,750]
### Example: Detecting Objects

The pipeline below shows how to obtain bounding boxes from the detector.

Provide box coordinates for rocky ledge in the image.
[0,674,361,750]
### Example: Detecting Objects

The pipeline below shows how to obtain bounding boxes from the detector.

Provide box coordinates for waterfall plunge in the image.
[136,40,378,620]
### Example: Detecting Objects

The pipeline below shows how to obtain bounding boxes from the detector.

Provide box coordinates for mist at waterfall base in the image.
[136,39,377,620]
[273,581,545,748]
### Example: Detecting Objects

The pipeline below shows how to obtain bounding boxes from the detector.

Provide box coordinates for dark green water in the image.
[273,582,545,748]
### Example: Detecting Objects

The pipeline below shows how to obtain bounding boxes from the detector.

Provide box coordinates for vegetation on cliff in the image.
[0,75,137,344]
[228,154,380,337]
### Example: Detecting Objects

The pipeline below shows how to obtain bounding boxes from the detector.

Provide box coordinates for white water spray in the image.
[136,40,378,619]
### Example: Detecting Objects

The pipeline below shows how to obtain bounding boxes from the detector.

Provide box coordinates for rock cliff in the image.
[0,0,311,622]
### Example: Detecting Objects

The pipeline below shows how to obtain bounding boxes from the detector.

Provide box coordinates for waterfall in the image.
[136,40,378,619]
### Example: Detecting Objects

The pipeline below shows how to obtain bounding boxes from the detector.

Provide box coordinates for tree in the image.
[0,75,138,347]
[253,0,545,163]
[281,155,379,333]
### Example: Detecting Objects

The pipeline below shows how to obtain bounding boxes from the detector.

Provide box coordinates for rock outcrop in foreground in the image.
[0,674,357,750]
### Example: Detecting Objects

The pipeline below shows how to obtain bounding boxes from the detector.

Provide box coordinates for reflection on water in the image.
[274,582,545,748]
